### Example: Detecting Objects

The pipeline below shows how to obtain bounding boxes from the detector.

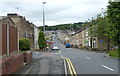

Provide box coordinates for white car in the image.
[52,46,59,50]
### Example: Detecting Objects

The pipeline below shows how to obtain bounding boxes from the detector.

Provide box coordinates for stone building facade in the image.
[7,13,35,50]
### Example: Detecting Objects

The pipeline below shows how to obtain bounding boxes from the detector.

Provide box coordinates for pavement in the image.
[15,50,65,75]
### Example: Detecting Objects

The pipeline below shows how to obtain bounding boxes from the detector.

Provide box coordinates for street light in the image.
[43,2,46,35]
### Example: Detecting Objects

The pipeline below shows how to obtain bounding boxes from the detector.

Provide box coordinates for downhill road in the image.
[16,36,119,76]
[54,36,119,75]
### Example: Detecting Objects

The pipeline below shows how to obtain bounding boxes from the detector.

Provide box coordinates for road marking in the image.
[63,58,68,76]
[59,51,61,53]
[85,57,90,59]
[58,52,67,75]
[67,58,77,76]
[58,51,63,58]
[64,57,77,76]
[101,65,114,71]
[65,58,73,76]
[59,53,63,58]
[58,51,77,75]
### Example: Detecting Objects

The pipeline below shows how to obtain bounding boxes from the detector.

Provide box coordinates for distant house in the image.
[34,25,40,49]
[0,17,18,58]
[68,25,111,51]
[58,32,69,44]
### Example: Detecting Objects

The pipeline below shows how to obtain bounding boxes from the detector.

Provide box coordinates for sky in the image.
[0,0,109,26]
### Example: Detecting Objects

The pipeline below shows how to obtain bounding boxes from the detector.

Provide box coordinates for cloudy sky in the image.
[0,0,109,26]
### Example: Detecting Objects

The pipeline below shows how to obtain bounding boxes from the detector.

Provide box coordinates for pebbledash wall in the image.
[0,17,18,59]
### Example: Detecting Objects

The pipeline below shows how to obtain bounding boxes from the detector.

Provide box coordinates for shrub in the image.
[71,44,75,48]
[84,40,89,43]
[74,45,79,48]
[79,44,83,47]
[19,38,30,51]
[108,50,119,58]
[91,48,99,51]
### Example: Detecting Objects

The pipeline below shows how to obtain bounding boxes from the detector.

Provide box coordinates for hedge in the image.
[19,38,30,51]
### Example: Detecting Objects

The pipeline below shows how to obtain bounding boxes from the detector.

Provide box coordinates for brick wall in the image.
[0,53,23,75]
[23,51,32,64]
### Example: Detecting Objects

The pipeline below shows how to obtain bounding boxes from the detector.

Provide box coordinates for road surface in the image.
[15,36,119,76]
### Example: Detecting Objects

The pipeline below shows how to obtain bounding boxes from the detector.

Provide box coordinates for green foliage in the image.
[88,25,98,37]
[38,31,47,49]
[84,40,89,43]
[87,2,120,46]
[38,26,43,31]
[88,13,108,37]
[19,38,30,51]
[38,22,84,31]
[91,48,99,51]
[108,50,119,58]
[106,1,120,45]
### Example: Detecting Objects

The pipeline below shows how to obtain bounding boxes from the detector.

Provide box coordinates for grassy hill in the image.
[38,22,84,31]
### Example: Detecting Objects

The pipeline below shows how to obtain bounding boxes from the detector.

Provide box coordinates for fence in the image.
[0,18,18,57]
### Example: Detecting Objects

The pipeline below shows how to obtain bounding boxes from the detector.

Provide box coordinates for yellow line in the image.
[64,57,77,76]
[63,59,68,76]
[65,57,73,76]
[67,58,77,76]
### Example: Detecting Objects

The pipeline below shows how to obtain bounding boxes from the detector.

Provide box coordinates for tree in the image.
[106,1,120,46]
[38,31,47,49]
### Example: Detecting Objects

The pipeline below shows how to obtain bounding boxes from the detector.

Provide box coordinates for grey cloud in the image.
[0,0,108,26]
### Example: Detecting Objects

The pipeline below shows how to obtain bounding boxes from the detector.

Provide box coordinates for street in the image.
[15,36,119,76]
[55,37,118,74]
[1,1,120,76]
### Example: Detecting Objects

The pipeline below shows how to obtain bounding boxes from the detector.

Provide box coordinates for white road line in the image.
[58,52,67,75]
[85,57,90,59]
[63,58,68,75]
[101,65,114,71]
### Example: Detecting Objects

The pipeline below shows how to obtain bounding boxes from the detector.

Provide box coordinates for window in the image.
[24,32,28,38]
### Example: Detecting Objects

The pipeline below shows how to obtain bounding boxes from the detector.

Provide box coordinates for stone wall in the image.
[8,14,34,50]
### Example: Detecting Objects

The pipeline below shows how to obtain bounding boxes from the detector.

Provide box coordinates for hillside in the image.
[38,22,84,31]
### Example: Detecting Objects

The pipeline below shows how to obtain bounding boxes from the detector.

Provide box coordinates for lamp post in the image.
[43,2,46,35]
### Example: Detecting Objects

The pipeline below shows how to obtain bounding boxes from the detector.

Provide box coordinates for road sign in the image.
[100,40,103,43]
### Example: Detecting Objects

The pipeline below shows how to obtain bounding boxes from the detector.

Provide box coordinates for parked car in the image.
[65,44,71,48]
[52,46,59,50]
